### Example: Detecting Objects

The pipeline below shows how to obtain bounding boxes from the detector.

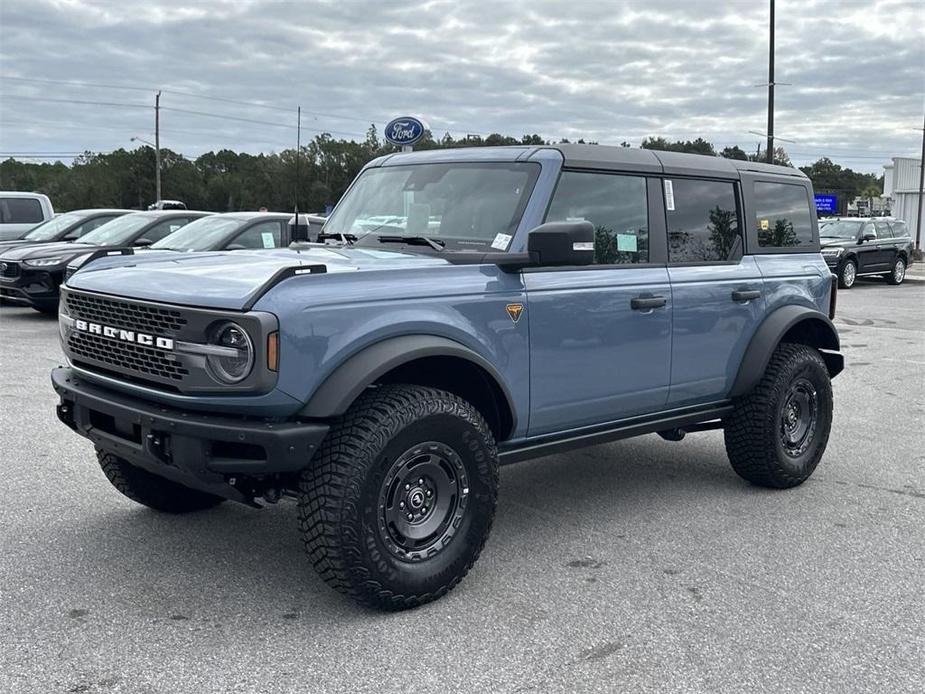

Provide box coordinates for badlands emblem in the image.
[73,319,175,350]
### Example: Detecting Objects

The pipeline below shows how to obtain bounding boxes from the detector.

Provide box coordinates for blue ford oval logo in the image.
[384,116,426,147]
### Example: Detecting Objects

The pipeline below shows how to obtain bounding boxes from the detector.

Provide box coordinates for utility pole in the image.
[766,0,775,164]
[155,90,162,204]
[916,108,924,251]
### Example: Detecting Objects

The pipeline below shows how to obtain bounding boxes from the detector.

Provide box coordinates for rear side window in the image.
[545,171,649,264]
[233,221,283,249]
[754,182,814,248]
[666,179,741,262]
[0,198,44,224]
[892,221,908,238]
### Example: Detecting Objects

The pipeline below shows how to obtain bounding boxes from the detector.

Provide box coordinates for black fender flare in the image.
[730,305,843,398]
[298,335,517,424]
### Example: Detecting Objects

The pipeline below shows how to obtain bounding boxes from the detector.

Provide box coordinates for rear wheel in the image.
[96,449,225,513]
[838,258,857,289]
[885,256,906,285]
[724,343,833,488]
[298,384,499,610]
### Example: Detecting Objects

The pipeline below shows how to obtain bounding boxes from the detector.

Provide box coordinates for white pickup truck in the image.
[0,192,55,241]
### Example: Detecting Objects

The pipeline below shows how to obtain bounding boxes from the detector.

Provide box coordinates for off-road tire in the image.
[723,343,832,488]
[885,256,906,285]
[96,449,225,513]
[837,258,857,289]
[298,384,499,611]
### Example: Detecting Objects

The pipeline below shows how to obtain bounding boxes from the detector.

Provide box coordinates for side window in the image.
[545,171,649,264]
[666,179,741,262]
[754,182,814,248]
[862,222,876,239]
[0,198,44,224]
[874,221,892,239]
[232,221,282,249]
[64,216,115,240]
[141,218,189,244]
[892,221,908,238]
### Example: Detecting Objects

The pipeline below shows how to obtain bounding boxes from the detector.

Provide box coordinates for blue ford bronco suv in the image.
[52,144,843,610]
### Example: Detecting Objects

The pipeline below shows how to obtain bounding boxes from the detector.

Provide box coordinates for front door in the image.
[855,221,881,273]
[525,171,671,436]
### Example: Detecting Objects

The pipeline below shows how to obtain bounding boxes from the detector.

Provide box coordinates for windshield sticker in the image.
[664,180,675,211]
[617,233,637,252]
[491,233,512,250]
[261,232,276,248]
[759,219,770,231]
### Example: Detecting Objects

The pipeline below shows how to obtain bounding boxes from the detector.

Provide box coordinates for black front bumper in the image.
[0,263,62,309]
[52,367,329,499]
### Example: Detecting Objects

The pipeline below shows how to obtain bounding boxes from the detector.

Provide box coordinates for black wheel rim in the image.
[377,441,469,562]
[779,378,818,458]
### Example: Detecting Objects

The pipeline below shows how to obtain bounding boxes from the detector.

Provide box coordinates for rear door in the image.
[873,221,895,269]
[665,177,764,406]
[525,171,671,435]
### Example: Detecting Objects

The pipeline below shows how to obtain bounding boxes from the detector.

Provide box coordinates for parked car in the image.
[0,209,209,313]
[65,212,295,279]
[147,199,187,210]
[819,217,914,288]
[0,208,130,252]
[53,144,843,610]
[0,192,54,240]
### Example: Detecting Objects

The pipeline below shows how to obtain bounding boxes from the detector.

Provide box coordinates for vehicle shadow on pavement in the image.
[51,434,751,618]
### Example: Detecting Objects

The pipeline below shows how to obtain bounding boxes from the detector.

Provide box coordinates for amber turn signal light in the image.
[267,331,279,371]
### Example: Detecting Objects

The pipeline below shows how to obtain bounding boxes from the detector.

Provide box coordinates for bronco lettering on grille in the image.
[73,319,175,350]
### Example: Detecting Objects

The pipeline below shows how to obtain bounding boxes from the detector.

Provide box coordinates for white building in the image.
[883,157,923,243]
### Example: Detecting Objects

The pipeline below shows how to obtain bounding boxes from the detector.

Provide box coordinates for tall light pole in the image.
[916,109,924,252]
[154,90,162,203]
[767,0,775,164]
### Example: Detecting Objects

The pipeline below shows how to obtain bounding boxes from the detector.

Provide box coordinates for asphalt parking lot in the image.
[1,277,923,694]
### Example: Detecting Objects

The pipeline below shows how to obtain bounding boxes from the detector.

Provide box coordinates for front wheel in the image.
[298,384,499,610]
[838,258,857,289]
[885,256,906,285]
[723,343,833,488]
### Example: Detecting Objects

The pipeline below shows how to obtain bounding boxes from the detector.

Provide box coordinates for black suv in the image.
[820,217,914,288]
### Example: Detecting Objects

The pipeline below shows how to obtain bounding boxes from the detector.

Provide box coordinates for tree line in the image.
[0,126,882,214]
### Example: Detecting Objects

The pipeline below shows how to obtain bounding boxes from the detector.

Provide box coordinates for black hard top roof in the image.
[552,143,807,179]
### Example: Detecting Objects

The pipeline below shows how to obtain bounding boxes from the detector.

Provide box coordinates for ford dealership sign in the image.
[384,117,426,147]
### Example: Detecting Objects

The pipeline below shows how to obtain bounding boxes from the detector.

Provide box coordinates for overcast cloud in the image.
[0,0,922,172]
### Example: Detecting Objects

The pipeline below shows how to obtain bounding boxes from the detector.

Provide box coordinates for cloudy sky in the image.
[1,0,923,173]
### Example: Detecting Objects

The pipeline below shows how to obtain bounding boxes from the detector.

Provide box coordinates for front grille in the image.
[65,292,187,335]
[68,331,190,382]
[1,261,20,278]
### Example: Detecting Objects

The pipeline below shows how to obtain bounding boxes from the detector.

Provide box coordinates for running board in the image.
[498,402,733,464]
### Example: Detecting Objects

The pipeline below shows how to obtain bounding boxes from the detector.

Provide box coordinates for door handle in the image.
[630,296,667,311]
[731,289,761,302]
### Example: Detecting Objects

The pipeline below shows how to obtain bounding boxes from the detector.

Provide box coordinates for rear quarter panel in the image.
[753,253,832,315]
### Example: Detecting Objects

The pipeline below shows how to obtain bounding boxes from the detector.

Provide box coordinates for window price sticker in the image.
[664,180,675,211]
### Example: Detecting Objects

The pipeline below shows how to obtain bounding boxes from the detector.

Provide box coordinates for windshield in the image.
[819,220,863,239]
[79,214,151,246]
[323,162,540,251]
[152,216,243,251]
[24,212,84,241]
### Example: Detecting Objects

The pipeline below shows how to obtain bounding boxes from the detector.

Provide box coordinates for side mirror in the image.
[225,243,246,251]
[526,221,595,267]
[134,238,153,247]
[861,233,876,243]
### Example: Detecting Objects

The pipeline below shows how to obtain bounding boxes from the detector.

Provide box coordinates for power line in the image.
[0,74,386,125]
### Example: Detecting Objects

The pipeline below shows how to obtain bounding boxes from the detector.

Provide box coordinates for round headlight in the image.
[206,322,254,384]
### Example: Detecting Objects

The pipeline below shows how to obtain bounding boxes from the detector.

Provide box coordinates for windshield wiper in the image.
[377,235,445,251]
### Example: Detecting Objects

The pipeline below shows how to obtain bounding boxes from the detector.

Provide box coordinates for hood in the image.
[0,238,39,251]
[0,241,95,262]
[65,245,450,310]
[819,237,856,249]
